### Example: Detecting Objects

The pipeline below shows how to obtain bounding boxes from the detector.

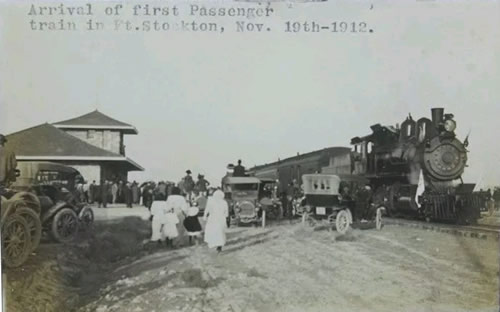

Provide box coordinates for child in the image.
[163,208,180,248]
[150,196,167,245]
[183,206,202,245]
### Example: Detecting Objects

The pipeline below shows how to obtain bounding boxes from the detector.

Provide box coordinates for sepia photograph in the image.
[0,0,499,311]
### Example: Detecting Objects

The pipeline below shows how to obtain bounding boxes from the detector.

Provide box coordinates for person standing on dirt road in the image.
[0,134,17,186]
[111,181,118,204]
[98,179,110,208]
[196,174,210,197]
[165,186,189,247]
[182,170,195,202]
[150,195,167,244]
[204,189,229,253]
[124,182,133,208]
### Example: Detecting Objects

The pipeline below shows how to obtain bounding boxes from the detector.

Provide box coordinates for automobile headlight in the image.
[444,119,456,132]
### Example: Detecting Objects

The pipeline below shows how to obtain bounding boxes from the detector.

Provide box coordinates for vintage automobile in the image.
[258,178,283,220]
[10,161,94,243]
[301,173,384,233]
[222,176,282,225]
[301,174,352,234]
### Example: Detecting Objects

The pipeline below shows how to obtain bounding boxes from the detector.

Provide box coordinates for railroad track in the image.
[384,217,500,240]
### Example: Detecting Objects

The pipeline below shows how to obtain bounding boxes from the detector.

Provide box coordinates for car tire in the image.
[335,210,350,235]
[2,214,32,268]
[15,207,42,252]
[51,208,80,243]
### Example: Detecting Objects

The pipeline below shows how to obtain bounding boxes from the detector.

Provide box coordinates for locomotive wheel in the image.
[2,214,32,268]
[51,208,79,243]
[335,210,350,235]
[15,207,42,252]
[375,208,383,231]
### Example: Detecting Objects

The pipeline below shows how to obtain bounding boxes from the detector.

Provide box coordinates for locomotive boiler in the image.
[348,108,478,223]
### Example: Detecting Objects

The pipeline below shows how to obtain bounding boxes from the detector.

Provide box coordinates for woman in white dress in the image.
[163,208,180,248]
[150,197,167,244]
[203,190,229,253]
[165,187,189,246]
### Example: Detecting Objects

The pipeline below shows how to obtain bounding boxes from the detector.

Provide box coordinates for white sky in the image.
[0,0,499,187]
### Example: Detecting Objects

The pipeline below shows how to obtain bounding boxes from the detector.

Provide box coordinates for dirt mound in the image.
[5,217,152,312]
[86,217,151,263]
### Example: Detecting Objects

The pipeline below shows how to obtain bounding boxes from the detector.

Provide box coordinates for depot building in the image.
[6,110,144,182]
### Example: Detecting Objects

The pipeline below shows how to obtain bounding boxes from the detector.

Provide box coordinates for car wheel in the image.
[335,210,350,235]
[2,214,32,268]
[51,208,79,243]
[15,207,42,252]
[78,206,94,230]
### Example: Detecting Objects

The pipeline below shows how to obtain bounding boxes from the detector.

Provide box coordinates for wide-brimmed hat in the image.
[186,170,192,174]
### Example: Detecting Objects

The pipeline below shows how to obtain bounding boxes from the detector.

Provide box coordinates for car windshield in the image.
[231,183,259,191]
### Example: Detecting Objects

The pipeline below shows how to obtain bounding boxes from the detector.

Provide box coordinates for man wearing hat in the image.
[0,134,17,186]
[196,174,210,197]
[183,170,195,202]
[233,159,246,177]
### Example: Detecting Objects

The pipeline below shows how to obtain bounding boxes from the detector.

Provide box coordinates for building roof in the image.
[6,123,143,171]
[52,110,138,134]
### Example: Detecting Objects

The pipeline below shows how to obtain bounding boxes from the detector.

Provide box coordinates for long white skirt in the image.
[150,217,165,241]
[204,217,226,248]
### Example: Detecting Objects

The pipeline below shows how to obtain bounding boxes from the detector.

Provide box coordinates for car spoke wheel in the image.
[51,208,79,243]
[2,214,32,268]
[15,207,42,252]
[79,207,94,230]
[335,210,350,235]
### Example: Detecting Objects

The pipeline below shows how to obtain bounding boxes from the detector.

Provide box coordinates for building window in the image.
[87,130,95,139]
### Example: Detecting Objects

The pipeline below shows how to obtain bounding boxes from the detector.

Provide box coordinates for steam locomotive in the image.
[346,107,478,223]
[250,108,480,223]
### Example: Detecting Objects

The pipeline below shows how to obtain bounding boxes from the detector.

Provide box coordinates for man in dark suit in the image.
[98,179,110,208]
[233,160,246,177]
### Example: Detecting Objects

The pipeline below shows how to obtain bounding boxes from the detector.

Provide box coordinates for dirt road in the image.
[76,222,498,312]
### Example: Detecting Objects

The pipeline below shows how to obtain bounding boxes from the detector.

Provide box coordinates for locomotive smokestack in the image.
[431,108,444,127]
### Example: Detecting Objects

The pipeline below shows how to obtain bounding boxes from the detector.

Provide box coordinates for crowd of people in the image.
[75,170,213,209]
[74,169,228,252]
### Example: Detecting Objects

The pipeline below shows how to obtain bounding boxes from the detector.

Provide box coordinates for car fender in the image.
[41,201,76,224]
[0,197,18,224]
[10,191,41,215]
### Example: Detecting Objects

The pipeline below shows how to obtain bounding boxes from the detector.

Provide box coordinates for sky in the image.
[0,0,499,187]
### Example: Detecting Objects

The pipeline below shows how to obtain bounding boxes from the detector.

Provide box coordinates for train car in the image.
[332,107,479,224]
[248,147,351,193]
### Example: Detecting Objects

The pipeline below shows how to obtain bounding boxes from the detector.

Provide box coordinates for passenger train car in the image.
[248,147,351,192]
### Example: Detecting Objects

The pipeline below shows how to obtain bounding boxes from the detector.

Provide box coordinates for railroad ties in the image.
[384,218,500,241]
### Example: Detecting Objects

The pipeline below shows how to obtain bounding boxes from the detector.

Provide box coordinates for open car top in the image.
[17,161,80,175]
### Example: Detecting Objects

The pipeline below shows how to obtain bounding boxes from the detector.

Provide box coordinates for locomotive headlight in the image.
[444,119,456,132]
